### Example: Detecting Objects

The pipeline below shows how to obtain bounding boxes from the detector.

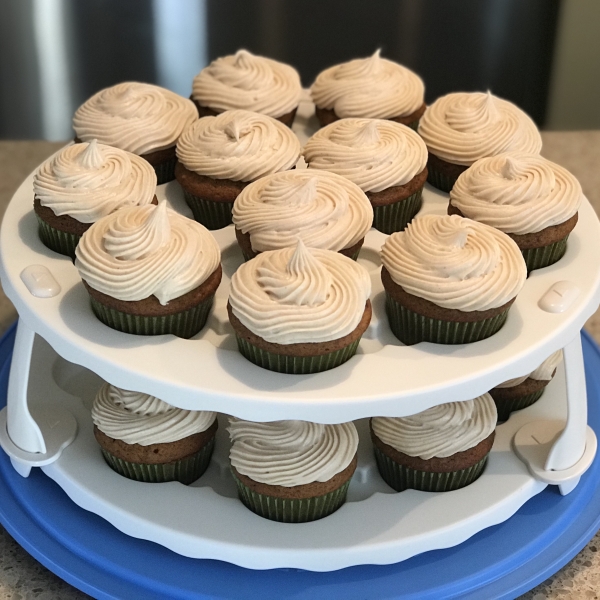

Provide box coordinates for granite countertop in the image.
[0,136,599,599]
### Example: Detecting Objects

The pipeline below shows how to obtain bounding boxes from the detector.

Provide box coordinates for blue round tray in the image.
[0,322,599,600]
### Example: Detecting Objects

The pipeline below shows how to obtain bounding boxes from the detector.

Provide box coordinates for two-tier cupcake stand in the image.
[0,103,600,598]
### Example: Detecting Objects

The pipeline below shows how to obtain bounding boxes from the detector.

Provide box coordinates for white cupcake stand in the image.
[0,103,600,586]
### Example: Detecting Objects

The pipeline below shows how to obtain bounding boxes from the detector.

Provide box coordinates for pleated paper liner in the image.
[36,216,80,261]
[231,470,351,523]
[183,190,233,230]
[89,294,214,338]
[372,189,423,235]
[426,167,457,193]
[522,237,569,272]
[373,445,489,493]
[385,294,510,345]
[101,437,216,485]
[235,335,360,374]
[492,388,545,423]
[153,156,177,185]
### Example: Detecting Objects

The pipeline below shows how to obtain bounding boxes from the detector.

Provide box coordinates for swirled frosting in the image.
[229,241,371,344]
[33,141,156,222]
[418,92,542,166]
[176,109,301,182]
[232,170,373,253]
[372,394,497,459]
[310,50,424,119]
[75,200,221,304]
[73,82,197,155]
[450,153,582,235]
[228,418,358,486]
[381,214,527,311]
[92,383,216,445]
[303,118,427,192]
[192,50,302,118]
[496,350,563,388]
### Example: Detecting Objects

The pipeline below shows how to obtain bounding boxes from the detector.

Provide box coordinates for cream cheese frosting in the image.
[381,214,527,311]
[92,383,216,445]
[34,140,156,223]
[449,153,582,235]
[418,92,542,166]
[176,109,301,182]
[496,350,563,388]
[75,200,221,304]
[192,50,302,118]
[73,82,197,155]
[232,169,373,253]
[229,241,371,344]
[310,50,424,119]
[228,418,358,486]
[371,394,497,459]
[303,118,427,192]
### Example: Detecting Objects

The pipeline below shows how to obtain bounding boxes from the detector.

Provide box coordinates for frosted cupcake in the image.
[303,118,427,233]
[228,418,359,522]
[73,82,197,183]
[449,153,582,272]
[33,140,157,260]
[228,241,372,374]
[380,214,527,345]
[232,169,373,261]
[310,50,425,129]
[418,92,543,192]
[490,350,562,422]
[192,50,302,127]
[92,383,217,484]
[175,110,301,229]
[75,200,221,338]
[371,395,497,492]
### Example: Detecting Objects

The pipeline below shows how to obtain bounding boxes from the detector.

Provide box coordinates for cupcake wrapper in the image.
[347,247,362,261]
[89,294,214,338]
[153,157,177,185]
[36,216,80,261]
[493,389,545,423]
[426,166,457,193]
[235,335,361,374]
[522,237,569,272]
[101,436,215,484]
[183,190,233,230]
[385,294,509,345]
[372,189,423,235]
[232,471,351,523]
[373,445,488,492]
[406,119,420,132]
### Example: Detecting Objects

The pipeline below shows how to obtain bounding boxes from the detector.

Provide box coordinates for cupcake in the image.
[75,200,221,338]
[33,140,157,260]
[73,82,197,183]
[448,153,582,272]
[418,92,543,192]
[228,418,359,522]
[92,383,217,484]
[228,241,372,374]
[232,169,373,261]
[303,118,427,234]
[310,50,425,129]
[175,109,301,229]
[490,350,562,422]
[380,214,527,345]
[191,50,302,127]
[371,394,497,492]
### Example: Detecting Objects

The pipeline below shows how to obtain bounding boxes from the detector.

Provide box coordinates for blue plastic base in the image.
[0,322,599,599]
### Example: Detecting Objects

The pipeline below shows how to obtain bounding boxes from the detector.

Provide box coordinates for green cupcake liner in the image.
[522,236,569,272]
[492,388,545,423]
[372,189,423,235]
[36,216,80,261]
[373,444,489,492]
[89,294,214,338]
[153,157,177,185]
[183,190,233,230]
[347,247,362,261]
[235,335,361,374]
[231,470,351,522]
[406,119,420,132]
[101,436,215,484]
[426,166,457,193]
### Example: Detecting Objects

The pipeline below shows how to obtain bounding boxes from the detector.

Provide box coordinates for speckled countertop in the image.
[0,136,599,599]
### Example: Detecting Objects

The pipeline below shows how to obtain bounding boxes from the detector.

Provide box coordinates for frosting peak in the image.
[77,139,104,171]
